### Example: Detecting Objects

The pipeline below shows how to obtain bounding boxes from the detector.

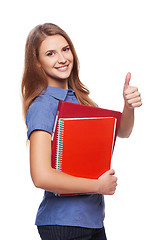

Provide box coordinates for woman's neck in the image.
[47,78,69,89]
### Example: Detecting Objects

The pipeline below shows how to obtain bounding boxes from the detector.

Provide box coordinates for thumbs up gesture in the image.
[123,72,142,108]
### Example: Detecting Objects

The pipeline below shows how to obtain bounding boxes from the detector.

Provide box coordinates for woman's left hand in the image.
[123,72,142,109]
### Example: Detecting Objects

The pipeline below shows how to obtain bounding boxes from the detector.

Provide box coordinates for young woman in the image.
[21,23,142,240]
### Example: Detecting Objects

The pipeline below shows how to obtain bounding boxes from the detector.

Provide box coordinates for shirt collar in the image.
[43,85,75,100]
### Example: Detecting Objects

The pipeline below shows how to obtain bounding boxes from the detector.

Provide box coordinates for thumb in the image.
[124,72,131,88]
[108,169,115,175]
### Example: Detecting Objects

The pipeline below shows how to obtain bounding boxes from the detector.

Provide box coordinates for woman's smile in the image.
[55,64,69,72]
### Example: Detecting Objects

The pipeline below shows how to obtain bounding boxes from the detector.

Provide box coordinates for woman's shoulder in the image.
[27,93,58,118]
[26,94,59,139]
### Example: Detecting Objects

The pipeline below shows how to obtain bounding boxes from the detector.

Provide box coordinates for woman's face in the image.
[38,35,74,88]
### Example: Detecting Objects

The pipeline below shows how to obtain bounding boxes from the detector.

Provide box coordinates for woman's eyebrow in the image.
[45,45,70,54]
[63,44,70,48]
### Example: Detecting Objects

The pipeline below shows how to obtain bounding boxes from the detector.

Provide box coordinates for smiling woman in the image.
[21,22,142,240]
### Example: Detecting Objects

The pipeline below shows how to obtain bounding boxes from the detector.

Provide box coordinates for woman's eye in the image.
[47,52,55,56]
[63,47,70,52]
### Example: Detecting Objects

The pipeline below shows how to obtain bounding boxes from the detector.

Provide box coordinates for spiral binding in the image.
[56,119,64,171]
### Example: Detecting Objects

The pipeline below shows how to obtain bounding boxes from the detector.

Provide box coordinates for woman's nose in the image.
[58,53,67,64]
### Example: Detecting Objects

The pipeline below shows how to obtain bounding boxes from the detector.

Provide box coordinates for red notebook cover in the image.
[56,117,117,196]
[51,101,122,169]
[56,117,116,178]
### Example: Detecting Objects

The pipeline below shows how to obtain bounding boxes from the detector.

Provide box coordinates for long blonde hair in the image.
[21,23,97,118]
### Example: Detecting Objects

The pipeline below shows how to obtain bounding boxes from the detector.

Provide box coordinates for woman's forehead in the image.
[39,35,69,52]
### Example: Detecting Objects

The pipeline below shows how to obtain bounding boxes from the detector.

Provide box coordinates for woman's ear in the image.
[36,59,41,68]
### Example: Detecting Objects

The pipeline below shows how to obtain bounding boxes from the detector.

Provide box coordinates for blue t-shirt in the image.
[26,86,105,228]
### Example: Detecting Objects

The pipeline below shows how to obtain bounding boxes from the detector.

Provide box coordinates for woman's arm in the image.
[30,130,117,195]
[118,72,142,138]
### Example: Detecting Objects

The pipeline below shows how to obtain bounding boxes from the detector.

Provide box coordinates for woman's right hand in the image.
[98,169,118,195]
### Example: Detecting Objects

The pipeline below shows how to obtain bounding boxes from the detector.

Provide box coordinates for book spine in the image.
[111,118,117,156]
[51,100,63,141]
[55,119,64,171]
[51,110,60,141]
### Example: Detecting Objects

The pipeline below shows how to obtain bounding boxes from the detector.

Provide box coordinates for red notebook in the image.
[56,117,116,177]
[55,117,117,196]
[52,101,122,168]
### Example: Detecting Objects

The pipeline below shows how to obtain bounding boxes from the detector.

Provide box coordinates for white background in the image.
[0,0,160,239]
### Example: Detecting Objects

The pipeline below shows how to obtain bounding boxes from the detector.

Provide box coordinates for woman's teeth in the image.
[57,66,68,70]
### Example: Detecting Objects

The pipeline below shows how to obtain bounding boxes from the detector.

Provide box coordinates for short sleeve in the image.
[26,99,57,139]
